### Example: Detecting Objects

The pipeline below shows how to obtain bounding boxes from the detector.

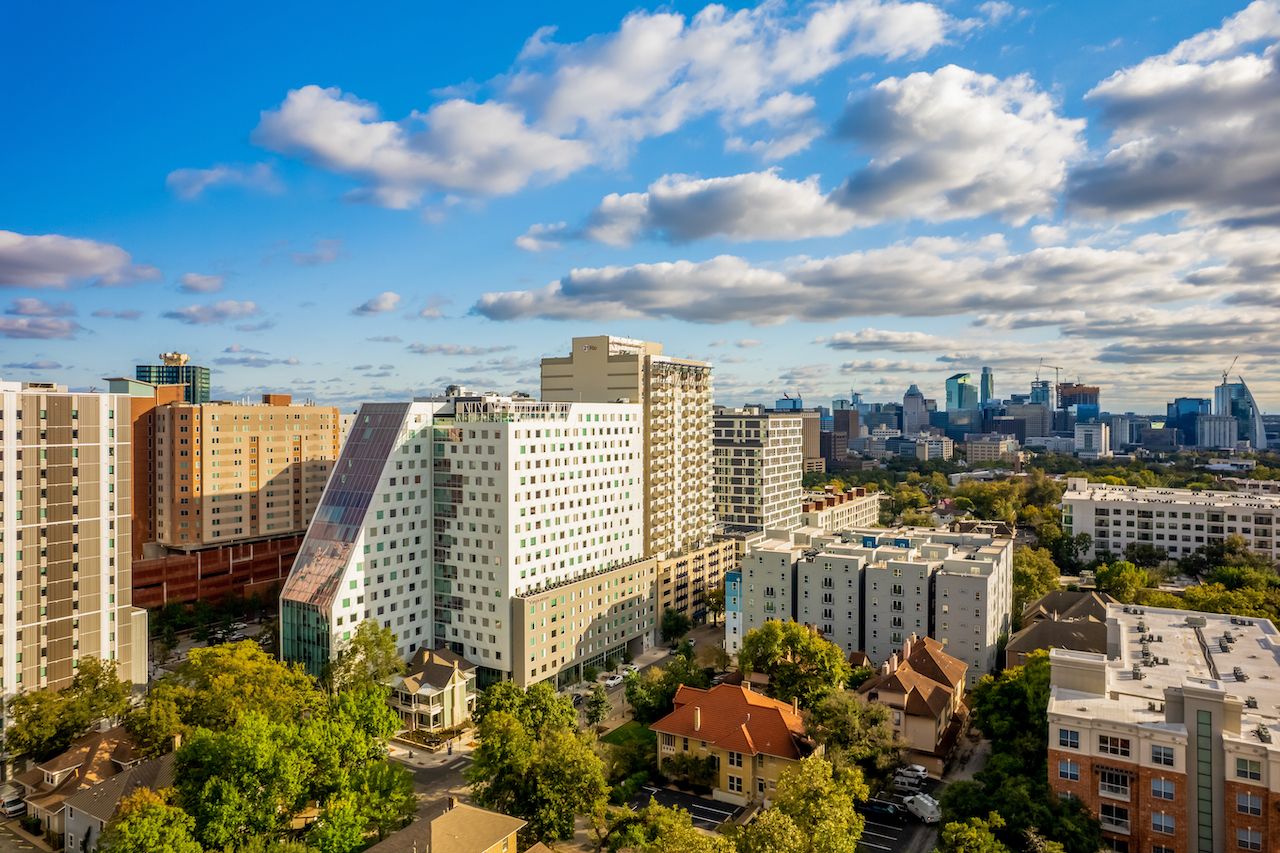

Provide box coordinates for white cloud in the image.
[0,317,82,339]
[214,354,301,368]
[179,272,225,293]
[818,329,949,351]
[515,222,567,252]
[91,308,143,320]
[166,162,281,200]
[292,238,343,266]
[833,65,1084,224]
[6,297,76,317]
[0,230,158,288]
[162,300,260,325]
[1069,0,1280,224]
[352,291,401,315]
[406,343,517,356]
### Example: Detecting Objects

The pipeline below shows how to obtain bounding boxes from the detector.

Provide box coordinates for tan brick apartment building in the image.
[1048,604,1280,853]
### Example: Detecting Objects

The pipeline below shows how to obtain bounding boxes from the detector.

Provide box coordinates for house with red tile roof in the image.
[650,683,818,806]
[857,634,967,777]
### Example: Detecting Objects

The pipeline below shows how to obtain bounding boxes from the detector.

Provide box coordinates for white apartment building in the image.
[280,393,649,686]
[713,407,803,532]
[733,526,1012,686]
[800,488,882,533]
[0,381,148,731]
[1074,422,1112,460]
[1062,477,1280,562]
[1048,604,1280,853]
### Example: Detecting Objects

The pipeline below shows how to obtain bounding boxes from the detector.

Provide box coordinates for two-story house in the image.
[387,646,478,733]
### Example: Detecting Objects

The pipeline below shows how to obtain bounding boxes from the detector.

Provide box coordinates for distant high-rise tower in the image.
[980,366,995,407]
[1030,380,1052,408]
[945,373,979,411]
[1167,397,1212,446]
[1215,377,1267,449]
[136,352,210,403]
[902,384,928,435]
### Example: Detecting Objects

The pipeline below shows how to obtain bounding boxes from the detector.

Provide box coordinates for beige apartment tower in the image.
[150,395,342,550]
[0,381,147,722]
[541,336,715,559]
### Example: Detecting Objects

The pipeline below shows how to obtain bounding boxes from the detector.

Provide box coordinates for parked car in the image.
[571,693,585,707]
[1,785,26,818]
[891,777,923,794]
[861,799,903,824]
[895,763,929,780]
[904,793,941,824]
[621,663,640,675]
[603,675,624,688]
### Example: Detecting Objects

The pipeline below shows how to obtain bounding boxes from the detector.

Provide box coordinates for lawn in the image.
[601,720,656,748]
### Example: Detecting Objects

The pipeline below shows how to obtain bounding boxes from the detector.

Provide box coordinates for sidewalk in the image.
[387,730,477,770]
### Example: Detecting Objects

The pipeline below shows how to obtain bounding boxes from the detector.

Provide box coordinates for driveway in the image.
[630,785,743,830]
[0,821,40,852]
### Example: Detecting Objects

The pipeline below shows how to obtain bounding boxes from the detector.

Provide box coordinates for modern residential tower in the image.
[134,353,211,404]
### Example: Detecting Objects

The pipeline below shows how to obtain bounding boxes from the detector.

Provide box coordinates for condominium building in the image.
[540,335,713,559]
[1047,604,1280,853]
[1197,414,1239,450]
[733,526,1012,685]
[800,488,882,533]
[656,539,736,624]
[963,434,1019,463]
[134,352,210,404]
[1074,422,1112,460]
[713,407,803,532]
[280,393,650,686]
[1062,477,1280,562]
[0,381,148,719]
[792,409,825,473]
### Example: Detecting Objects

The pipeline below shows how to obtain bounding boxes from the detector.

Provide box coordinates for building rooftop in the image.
[651,683,810,760]
[61,752,175,825]
[1063,478,1280,511]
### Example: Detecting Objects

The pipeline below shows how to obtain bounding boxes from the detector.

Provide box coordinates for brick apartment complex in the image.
[1048,603,1280,852]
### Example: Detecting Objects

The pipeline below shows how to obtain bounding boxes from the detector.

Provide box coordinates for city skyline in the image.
[3,1,1279,411]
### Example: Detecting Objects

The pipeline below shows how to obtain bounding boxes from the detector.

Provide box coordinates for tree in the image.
[937,812,1011,853]
[738,622,852,710]
[97,789,202,853]
[1012,547,1060,619]
[624,655,710,724]
[607,800,736,853]
[326,619,404,693]
[1094,560,1147,603]
[661,609,692,644]
[735,755,867,853]
[587,685,611,727]
[352,760,417,840]
[806,691,899,773]
[969,651,1051,772]
[308,794,366,853]
[5,657,131,762]
[704,588,726,626]
[473,681,575,733]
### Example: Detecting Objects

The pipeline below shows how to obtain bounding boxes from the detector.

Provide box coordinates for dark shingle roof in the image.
[61,753,176,824]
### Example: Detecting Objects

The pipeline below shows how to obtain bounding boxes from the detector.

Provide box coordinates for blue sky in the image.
[3,0,1278,412]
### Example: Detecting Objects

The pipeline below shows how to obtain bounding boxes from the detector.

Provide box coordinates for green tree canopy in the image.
[1012,547,1060,619]
[806,690,900,773]
[325,619,404,693]
[734,755,867,853]
[4,656,131,762]
[936,812,1011,853]
[606,800,735,853]
[625,654,710,724]
[738,622,852,709]
[97,789,203,853]
[587,684,612,727]
[704,588,726,626]
[1093,560,1147,603]
[661,608,692,644]
[307,794,366,853]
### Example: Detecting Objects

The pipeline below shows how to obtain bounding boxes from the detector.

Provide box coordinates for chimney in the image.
[447,796,458,810]
[172,732,183,751]
[694,707,702,732]
[792,697,799,715]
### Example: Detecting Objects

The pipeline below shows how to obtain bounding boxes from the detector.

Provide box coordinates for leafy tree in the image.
[735,755,867,853]
[4,657,131,761]
[624,655,709,724]
[937,812,1011,853]
[969,651,1051,772]
[587,684,612,727]
[738,621,852,709]
[606,800,735,853]
[175,713,310,849]
[847,665,875,690]
[308,794,366,853]
[467,710,609,845]
[661,609,692,644]
[352,760,417,840]
[1094,560,1147,603]
[97,789,202,853]
[1122,542,1167,569]
[325,619,404,693]
[1012,547,1060,620]
[473,681,575,733]
[806,691,899,773]
[704,587,726,626]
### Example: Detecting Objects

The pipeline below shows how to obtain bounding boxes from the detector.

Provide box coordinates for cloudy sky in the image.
[3,0,1278,411]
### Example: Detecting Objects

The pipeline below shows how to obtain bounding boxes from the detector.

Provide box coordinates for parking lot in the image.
[631,785,744,830]
[856,776,942,853]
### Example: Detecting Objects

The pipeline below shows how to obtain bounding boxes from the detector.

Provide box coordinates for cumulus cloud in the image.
[6,297,76,317]
[1068,0,1280,224]
[0,230,159,288]
[418,296,449,319]
[0,317,82,339]
[832,65,1084,224]
[162,300,260,325]
[179,272,225,293]
[292,238,342,266]
[3,359,62,370]
[406,343,517,356]
[166,162,281,200]
[818,329,950,351]
[224,344,267,354]
[352,291,401,315]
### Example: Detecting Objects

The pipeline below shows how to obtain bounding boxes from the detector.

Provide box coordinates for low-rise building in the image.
[389,646,477,733]
[963,434,1019,463]
[367,798,528,853]
[800,487,881,533]
[859,635,968,777]
[62,753,175,853]
[651,683,816,806]
[1047,604,1280,853]
[1005,590,1111,669]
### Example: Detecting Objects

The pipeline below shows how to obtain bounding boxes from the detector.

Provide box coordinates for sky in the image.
[3,0,1279,413]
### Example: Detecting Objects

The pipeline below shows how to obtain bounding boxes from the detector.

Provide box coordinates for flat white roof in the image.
[1064,481,1280,512]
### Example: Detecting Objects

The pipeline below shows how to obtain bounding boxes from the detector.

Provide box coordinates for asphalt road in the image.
[631,785,744,830]
[0,821,38,852]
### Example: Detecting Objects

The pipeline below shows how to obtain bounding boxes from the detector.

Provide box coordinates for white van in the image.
[904,793,940,824]
[0,784,26,818]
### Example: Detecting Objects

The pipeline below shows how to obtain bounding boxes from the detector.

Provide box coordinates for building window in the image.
[729,752,743,768]
[728,775,742,793]
[1237,792,1263,816]
[1098,735,1131,757]
[1058,728,1079,749]
[1150,745,1174,767]
[1058,759,1079,781]
[661,733,674,751]
[1238,829,1262,851]
[1151,812,1174,835]
[1099,769,1129,799]
[1153,846,1174,853]
[1236,758,1262,781]
[1100,804,1130,834]
[1150,779,1174,801]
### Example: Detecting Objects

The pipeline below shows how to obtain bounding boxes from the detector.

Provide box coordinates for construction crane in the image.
[1223,355,1239,386]
[1037,358,1065,387]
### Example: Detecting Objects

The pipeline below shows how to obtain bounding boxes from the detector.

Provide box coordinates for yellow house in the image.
[367,799,530,853]
[388,646,477,733]
[858,635,967,778]
[650,683,818,806]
